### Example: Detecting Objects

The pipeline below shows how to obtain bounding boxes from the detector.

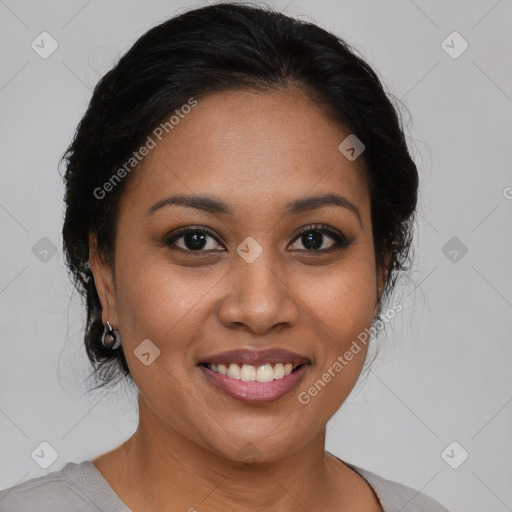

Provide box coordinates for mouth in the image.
[197,348,311,404]
[201,361,303,381]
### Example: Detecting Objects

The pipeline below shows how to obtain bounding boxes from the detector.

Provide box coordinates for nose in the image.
[217,247,300,335]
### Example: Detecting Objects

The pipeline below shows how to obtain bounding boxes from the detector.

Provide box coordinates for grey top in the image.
[0,459,450,511]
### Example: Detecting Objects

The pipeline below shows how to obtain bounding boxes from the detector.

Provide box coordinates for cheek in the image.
[333,271,376,341]
[303,256,377,346]
[114,235,377,356]
[112,256,208,409]
[113,252,219,355]
[295,254,377,409]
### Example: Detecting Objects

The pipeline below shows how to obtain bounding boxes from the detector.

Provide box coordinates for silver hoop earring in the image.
[101,320,121,349]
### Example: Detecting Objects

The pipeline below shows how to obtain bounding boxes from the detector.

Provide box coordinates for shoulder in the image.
[0,461,106,512]
[346,462,451,512]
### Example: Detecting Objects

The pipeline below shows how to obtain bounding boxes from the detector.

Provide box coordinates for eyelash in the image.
[162,224,351,254]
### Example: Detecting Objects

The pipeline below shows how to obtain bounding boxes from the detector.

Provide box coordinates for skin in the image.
[89,87,387,512]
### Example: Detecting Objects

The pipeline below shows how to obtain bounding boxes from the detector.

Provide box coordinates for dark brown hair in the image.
[61,2,418,390]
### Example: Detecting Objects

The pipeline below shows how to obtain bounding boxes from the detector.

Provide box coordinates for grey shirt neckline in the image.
[58,458,449,512]
[66,460,387,511]
[0,457,450,511]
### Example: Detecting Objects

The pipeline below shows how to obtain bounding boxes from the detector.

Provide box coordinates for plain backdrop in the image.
[1,1,511,510]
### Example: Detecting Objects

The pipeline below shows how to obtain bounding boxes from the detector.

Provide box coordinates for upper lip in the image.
[197,348,311,366]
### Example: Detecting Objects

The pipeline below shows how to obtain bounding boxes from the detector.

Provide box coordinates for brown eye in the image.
[288,224,350,252]
[164,227,224,252]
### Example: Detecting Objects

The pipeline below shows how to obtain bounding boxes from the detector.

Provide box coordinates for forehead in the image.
[121,88,369,218]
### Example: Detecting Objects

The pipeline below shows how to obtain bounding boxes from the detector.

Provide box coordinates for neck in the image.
[115,396,345,512]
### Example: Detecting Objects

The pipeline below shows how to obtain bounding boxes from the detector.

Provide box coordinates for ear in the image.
[88,232,119,327]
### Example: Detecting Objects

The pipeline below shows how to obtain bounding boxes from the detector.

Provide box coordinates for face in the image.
[90,88,385,463]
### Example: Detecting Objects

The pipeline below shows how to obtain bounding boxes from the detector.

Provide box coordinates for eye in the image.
[163,226,224,252]
[163,224,350,253]
[288,224,350,252]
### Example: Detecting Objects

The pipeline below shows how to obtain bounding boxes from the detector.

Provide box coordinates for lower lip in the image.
[199,364,309,404]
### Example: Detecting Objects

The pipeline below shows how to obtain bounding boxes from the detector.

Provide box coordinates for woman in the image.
[0,3,450,511]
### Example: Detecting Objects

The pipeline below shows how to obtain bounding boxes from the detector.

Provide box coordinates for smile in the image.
[197,348,311,404]
[204,362,300,382]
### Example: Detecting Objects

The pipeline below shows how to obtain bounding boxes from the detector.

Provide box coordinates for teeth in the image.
[256,364,274,382]
[274,363,284,379]
[240,364,256,381]
[227,363,241,379]
[206,362,301,382]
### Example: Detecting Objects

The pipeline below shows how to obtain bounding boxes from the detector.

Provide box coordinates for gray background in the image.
[1,0,511,510]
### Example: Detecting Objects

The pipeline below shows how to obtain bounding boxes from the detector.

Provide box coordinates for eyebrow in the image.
[147,193,362,227]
